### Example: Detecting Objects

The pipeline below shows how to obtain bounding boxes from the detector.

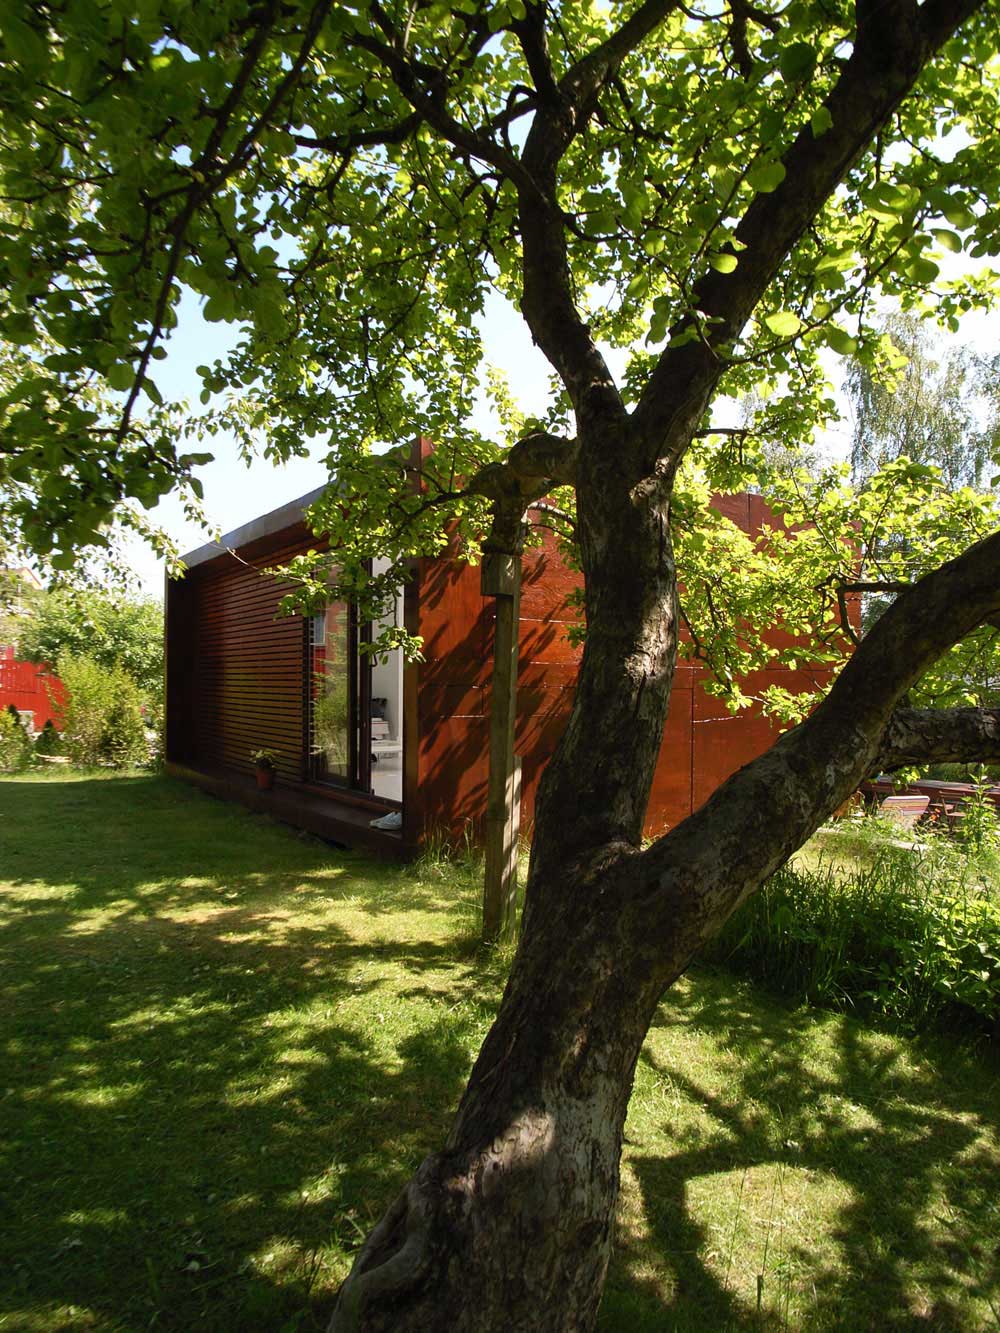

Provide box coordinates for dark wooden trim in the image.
[164,761,410,859]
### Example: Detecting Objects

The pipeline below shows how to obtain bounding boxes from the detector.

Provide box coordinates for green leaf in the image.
[625,272,648,300]
[941,202,977,230]
[823,325,857,356]
[106,362,134,392]
[906,256,940,284]
[764,311,802,337]
[709,253,738,274]
[863,181,920,225]
[747,161,786,194]
[779,42,816,83]
[810,106,833,137]
[931,228,963,253]
[203,289,235,322]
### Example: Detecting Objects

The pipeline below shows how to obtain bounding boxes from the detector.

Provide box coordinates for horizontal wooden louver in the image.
[179,535,322,781]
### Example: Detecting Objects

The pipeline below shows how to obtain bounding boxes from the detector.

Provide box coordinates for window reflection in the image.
[310,602,351,784]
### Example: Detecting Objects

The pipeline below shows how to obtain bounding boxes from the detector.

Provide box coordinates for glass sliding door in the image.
[306,564,402,809]
[309,601,370,789]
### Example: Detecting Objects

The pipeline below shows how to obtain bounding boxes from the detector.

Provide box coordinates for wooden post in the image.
[481,550,522,943]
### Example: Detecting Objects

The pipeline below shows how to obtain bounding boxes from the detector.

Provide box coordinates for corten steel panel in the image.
[412,712,490,842]
[519,543,581,621]
[517,618,583,667]
[691,665,832,722]
[513,681,574,831]
[671,662,699,690]
[418,683,486,724]
[411,541,495,843]
[415,554,491,688]
[516,660,578,697]
[690,666,835,810]
[647,685,695,835]
[713,492,751,531]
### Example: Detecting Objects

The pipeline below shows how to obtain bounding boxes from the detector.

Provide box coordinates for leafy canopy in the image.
[2,0,1000,675]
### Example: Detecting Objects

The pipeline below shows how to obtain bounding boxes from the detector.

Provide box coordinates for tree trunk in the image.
[329,857,675,1333]
[330,429,1000,1330]
[331,422,681,1332]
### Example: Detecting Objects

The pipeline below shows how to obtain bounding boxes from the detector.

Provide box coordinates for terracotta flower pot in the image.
[255,764,275,791]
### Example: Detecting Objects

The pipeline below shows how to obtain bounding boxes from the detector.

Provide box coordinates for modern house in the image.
[164,484,844,858]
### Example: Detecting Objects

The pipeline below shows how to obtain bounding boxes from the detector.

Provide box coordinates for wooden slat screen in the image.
[180,534,320,782]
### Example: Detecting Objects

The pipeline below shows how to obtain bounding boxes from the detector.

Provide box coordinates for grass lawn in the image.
[1,771,999,1331]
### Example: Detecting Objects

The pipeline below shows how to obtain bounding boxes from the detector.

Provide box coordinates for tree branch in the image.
[873,706,1000,772]
[293,110,423,152]
[345,30,537,196]
[517,0,683,415]
[631,0,988,471]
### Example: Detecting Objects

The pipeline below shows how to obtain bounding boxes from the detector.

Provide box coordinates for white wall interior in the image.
[369,556,404,803]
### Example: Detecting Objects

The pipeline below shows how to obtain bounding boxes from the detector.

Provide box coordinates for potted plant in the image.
[251,747,279,791]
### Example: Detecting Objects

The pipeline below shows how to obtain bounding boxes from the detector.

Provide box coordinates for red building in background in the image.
[0,646,63,730]
[165,482,850,858]
[0,568,63,730]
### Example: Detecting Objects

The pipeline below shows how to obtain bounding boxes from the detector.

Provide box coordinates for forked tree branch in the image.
[636,526,1000,953]
[631,0,988,473]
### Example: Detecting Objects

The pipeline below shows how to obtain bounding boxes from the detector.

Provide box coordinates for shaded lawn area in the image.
[1,773,998,1331]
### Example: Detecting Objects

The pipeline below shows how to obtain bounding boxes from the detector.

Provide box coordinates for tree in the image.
[847,314,1000,490]
[0,280,214,575]
[4,3,1000,1329]
[841,317,1000,707]
[16,587,163,703]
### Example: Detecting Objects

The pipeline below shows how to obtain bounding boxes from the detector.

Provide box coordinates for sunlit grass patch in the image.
[2,773,998,1331]
[605,968,1000,1330]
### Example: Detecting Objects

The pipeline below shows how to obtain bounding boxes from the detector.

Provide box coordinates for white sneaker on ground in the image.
[369,810,403,830]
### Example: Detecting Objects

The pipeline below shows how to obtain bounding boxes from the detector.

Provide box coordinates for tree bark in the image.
[330,886,666,1332]
[331,513,1000,1333]
[327,3,997,1325]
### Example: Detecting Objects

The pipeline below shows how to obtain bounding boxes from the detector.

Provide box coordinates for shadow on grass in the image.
[602,967,1000,1331]
[0,775,494,1331]
[4,776,999,1331]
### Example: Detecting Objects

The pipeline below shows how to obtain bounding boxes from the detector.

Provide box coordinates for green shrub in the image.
[33,718,62,756]
[956,768,1000,856]
[0,708,32,772]
[707,832,1000,1036]
[56,652,149,768]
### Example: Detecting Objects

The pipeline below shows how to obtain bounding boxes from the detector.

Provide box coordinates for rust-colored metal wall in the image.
[410,499,849,846]
[166,488,852,855]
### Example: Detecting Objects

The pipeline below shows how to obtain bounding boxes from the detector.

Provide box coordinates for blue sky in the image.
[128,286,557,594]
[128,273,999,598]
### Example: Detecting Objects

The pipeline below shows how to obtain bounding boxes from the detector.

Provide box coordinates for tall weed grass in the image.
[707,822,1000,1036]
